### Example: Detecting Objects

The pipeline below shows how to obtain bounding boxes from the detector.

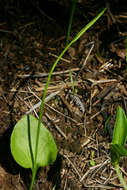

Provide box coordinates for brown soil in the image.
[0,0,127,189]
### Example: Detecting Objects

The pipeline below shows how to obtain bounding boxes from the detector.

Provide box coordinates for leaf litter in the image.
[0,0,127,189]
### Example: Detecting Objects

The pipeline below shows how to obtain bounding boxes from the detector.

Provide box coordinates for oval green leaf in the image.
[10,115,58,169]
[112,106,127,146]
[111,106,127,166]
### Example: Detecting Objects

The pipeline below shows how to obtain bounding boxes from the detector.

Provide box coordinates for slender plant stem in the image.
[32,7,106,190]
[115,164,127,190]
[66,0,77,45]
[29,168,37,190]
[125,37,127,64]
[34,41,71,167]
[69,70,75,94]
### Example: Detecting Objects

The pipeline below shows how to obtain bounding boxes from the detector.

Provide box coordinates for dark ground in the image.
[0,0,127,189]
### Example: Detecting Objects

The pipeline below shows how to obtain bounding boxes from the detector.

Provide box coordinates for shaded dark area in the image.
[47,154,62,189]
[0,0,127,189]
[0,127,30,189]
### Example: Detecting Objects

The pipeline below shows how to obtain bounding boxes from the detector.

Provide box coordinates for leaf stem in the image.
[33,7,106,189]
[29,168,37,190]
[115,164,127,190]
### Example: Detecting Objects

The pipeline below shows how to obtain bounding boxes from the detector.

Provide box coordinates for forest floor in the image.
[0,0,127,189]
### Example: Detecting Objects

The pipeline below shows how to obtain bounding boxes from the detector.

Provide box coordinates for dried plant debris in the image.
[69,94,85,114]
[0,0,127,189]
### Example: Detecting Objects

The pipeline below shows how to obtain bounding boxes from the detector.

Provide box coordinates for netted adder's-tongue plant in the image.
[10,8,106,190]
[10,115,58,189]
[110,106,127,190]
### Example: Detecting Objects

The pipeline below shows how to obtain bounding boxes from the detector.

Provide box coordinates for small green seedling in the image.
[110,106,127,190]
[90,151,95,167]
[10,8,106,190]
[52,185,56,190]
[69,70,77,94]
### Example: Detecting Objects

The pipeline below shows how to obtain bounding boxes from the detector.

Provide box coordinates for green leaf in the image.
[112,106,127,146]
[111,106,127,166]
[90,160,95,167]
[110,144,127,166]
[10,115,58,169]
